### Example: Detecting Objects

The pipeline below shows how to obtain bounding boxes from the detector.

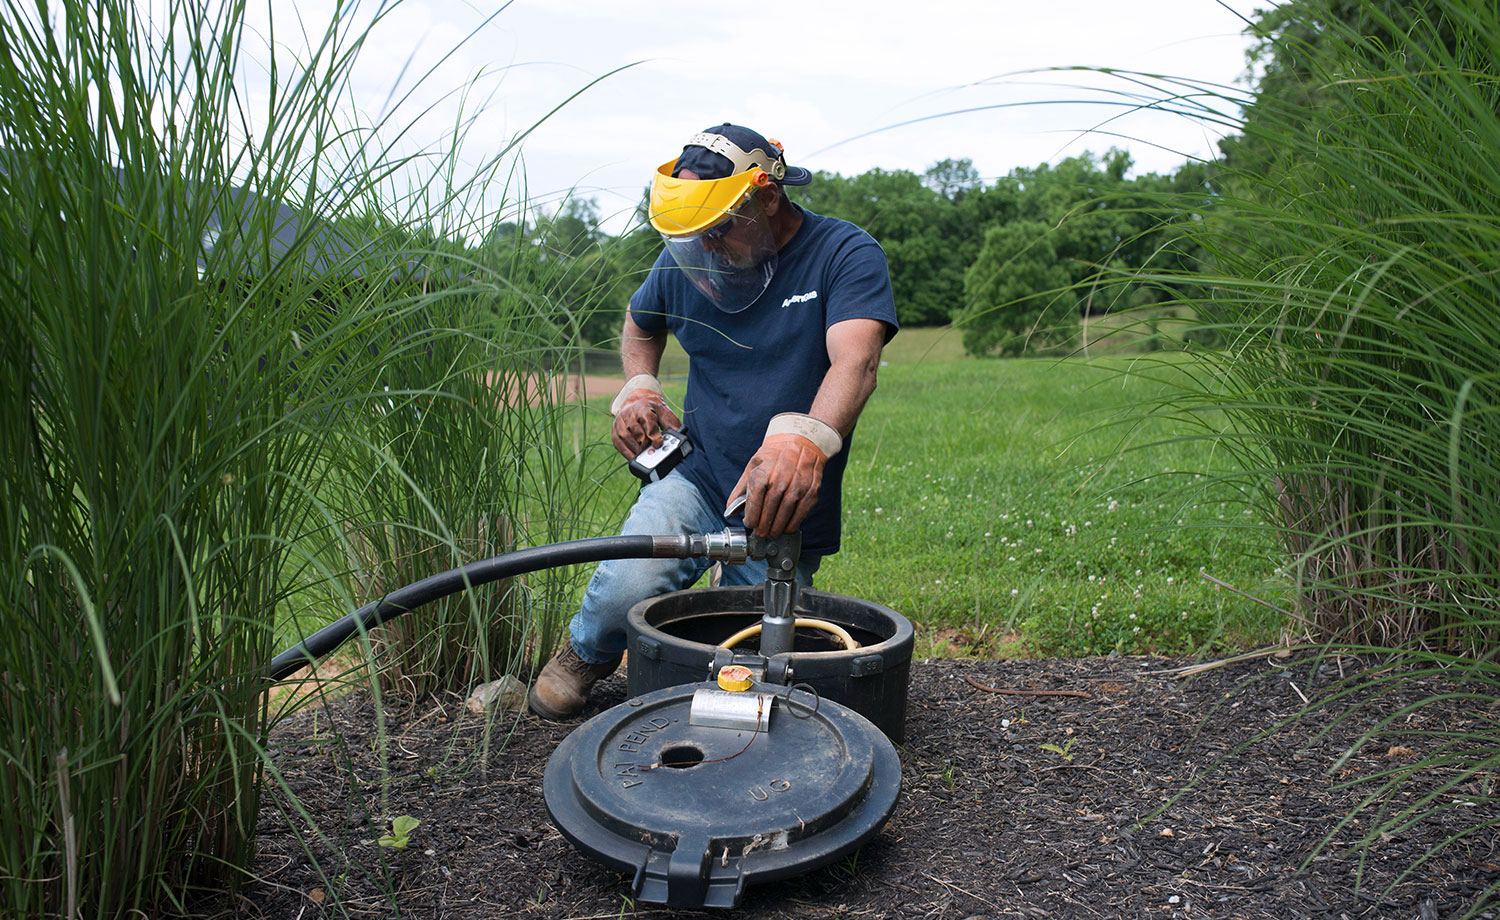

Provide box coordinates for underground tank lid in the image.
[542,681,902,909]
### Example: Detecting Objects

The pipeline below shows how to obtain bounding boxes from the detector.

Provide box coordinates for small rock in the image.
[466,675,527,714]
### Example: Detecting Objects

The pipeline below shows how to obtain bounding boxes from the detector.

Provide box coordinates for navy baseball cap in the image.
[671,124,813,186]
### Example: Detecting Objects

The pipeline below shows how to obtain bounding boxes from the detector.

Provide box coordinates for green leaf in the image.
[393,815,421,838]
[378,815,421,849]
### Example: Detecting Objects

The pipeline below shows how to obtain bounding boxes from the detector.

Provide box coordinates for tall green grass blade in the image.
[1080,1,1500,913]
[1,0,616,913]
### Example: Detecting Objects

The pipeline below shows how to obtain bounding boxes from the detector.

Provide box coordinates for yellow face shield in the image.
[648,131,789,237]
[648,161,769,237]
[649,132,791,312]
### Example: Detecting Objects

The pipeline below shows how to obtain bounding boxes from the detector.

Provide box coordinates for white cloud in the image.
[235,0,1262,231]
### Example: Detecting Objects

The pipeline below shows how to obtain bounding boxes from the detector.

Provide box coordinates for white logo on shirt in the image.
[781,290,819,309]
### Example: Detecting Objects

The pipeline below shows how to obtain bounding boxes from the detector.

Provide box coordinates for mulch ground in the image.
[231,654,1499,919]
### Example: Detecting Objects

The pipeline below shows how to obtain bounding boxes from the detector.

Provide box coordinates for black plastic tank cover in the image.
[542,681,902,909]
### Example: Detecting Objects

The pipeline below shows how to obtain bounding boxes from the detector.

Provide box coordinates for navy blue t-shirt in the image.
[628,206,898,556]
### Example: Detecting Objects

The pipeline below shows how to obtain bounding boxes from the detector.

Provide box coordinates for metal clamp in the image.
[654,529,748,565]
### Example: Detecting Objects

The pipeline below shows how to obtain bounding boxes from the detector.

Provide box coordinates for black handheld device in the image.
[628,428,693,483]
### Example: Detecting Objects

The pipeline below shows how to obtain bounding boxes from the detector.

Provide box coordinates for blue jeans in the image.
[568,471,822,663]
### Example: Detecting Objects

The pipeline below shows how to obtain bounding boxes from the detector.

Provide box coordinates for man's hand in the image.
[612,385,682,459]
[727,414,842,538]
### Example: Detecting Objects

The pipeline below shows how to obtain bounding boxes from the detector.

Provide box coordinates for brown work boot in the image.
[528,644,622,720]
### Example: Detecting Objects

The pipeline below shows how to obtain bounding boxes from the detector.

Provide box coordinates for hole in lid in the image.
[658,744,705,769]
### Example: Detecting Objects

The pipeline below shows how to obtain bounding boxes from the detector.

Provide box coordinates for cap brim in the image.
[779,165,813,187]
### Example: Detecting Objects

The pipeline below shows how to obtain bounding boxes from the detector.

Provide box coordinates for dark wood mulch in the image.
[230,654,1499,919]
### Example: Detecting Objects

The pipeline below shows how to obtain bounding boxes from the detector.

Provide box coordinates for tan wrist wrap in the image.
[609,374,663,416]
[766,413,842,458]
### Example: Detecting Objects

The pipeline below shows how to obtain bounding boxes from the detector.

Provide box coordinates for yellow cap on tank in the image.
[716,665,754,692]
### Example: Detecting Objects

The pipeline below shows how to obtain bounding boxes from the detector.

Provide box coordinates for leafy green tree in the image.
[796,164,1003,326]
[954,150,1212,355]
[1220,0,1454,178]
[472,196,640,348]
[532,197,602,259]
[922,157,982,200]
[580,152,1208,348]
[960,219,1074,356]
[795,168,954,325]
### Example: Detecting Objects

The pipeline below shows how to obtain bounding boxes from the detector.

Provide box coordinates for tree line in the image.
[461,0,1429,361]
[475,150,1214,359]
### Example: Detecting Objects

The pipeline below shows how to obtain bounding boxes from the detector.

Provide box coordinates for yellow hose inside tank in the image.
[718,618,860,651]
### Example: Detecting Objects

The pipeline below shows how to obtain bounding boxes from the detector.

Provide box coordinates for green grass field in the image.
[588,328,1286,658]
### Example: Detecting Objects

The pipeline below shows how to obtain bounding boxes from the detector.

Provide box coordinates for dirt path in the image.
[569,374,625,404]
[485,372,624,407]
[236,654,1498,919]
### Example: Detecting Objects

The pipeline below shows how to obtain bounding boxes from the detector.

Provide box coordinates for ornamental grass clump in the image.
[0,0,601,913]
[1174,0,1500,653]
[1117,0,1500,911]
[0,2,378,912]
[331,274,607,699]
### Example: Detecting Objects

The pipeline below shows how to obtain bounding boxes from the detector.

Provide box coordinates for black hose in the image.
[268,535,662,682]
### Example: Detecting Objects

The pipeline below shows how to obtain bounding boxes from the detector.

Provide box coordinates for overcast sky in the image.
[240,0,1265,233]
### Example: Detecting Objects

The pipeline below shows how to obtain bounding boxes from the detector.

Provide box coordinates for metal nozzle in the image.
[654,528,748,564]
[651,528,800,577]
[701,528,748,564]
